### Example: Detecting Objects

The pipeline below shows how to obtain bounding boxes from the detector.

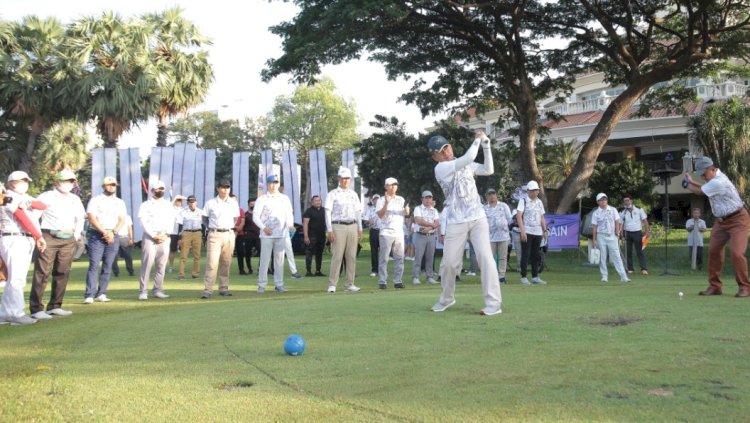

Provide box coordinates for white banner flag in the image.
[91,148,118,197]
[118,147,144,242]
[194,148,216,207]
[148,147,174,197]
[232,152,251,208]
[309,148,328,204]
[282,149,302,224]
[258,149,274,196]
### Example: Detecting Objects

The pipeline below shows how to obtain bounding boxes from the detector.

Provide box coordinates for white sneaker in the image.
[466,271,476,276]
[154,291,169,299]
[405,256,415,261]
[412,277,421,285]
[83,297,94,304]
[327,286,336,293]
[345,285,361,292]
[95,294,111,302]
[520,277,531,285]
[621,278,632,283]
[531,277,547,285]
[427,277,439,284]
[601,278,608,283]
[369,272,377,277]
[431,299,456,312]
[480,306,503,316]
[168,267,174,273]
[47,308,72,317]
[31,311,53,320]
[10,315,37,325]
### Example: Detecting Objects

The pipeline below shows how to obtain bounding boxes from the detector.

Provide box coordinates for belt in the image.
[332,221,355,225]
[717,208,743,223]
[0,232,32,237]
[416,232,435,236]
[209,228,233,232]
[183,229,202,232]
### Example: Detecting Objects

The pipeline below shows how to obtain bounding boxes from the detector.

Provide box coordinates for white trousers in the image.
[597,233,628,280]
[0,235,35,318]
[438,217,501,308]
[139,235,169,294]
[259,237,287,288]
[283,236,298,274]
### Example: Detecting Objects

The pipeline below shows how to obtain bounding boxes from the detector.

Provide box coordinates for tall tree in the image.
[688,97,750,208]
[264,0,750,213]
[31,119,90,193]
[62,12,158,147]
[0,16,69,172]
[265,77,359,205]
[143,7,214,146]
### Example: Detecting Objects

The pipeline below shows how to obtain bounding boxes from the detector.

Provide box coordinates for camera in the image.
[681,177,689,189]
[1,196,12,206]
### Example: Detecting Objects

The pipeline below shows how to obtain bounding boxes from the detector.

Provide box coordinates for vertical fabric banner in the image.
[544,214,581,250]
[341,148,357,190]
[282,149,302,224]
[118,147,144,242]
[194,148,216,207]
[91,148,118,197]
[309,148,328,204]
[148,147,174,197]
[171,142,197,198]
[232,152,251,208]
[258,149,274,196]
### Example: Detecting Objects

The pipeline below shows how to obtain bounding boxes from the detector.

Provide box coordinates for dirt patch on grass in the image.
[589,316,642,327]
[604,391,630,400]
[219,381,254,391]
[648,388,674,397]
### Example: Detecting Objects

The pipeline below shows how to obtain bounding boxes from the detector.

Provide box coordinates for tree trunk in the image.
[156,114,169,147]
[553,83,652,213]
[515,89,544,197]
[19,131,39,173]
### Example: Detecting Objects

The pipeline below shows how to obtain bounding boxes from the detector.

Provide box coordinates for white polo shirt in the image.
[484,201,512,242]
[414,204,440,235]
[139,198,177,238]
[253,192,294,238]
[516,197,545,236]
[592,205,620,235]
[202,195,240,230]
[620,206,647,232]
[87,193,127,231]
[324,186,362,232]
[701,170,744,218]
[37,189,86,234]
[375,195,406,237]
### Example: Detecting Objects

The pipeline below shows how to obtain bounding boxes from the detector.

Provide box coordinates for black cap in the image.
[187,195,197,202]
[217,179,231,188]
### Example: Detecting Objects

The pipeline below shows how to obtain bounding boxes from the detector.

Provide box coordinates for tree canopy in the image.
[265,0,750,213]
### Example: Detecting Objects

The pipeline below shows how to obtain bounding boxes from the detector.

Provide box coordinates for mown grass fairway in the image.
[1,238,749,422]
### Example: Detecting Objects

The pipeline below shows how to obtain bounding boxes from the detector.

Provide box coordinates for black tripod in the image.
[653,155,681,276]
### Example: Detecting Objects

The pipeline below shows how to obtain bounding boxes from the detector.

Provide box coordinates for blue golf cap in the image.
[266,174,279,183]
[427,135,450,153]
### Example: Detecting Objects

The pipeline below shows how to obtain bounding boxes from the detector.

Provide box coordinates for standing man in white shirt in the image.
[428,132,502,316]
[30,169,86,320]
[84,176,127,304]
[619,194,651,275]
[364,194,382,277]
[591,193,631,283]
[516,180,548,285]
[686,207,707,270]
[324,167,363,293]
[484,189,513,285]
[412,190,439,285]
[201,179,240,299]
[137,181,176,300]
[178,195,204,280]
[683,156,749,297]
[376,177,409,289]
[253,174,296,293]
[0,171,47,325]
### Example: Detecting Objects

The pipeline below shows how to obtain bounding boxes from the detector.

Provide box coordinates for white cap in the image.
[526,180,540,190]
[150,180,166,190]
[596,193,608,201]
[8,170,32,182]
[338,167,352,178]
[385,177,398,186]
[422,190,433,197]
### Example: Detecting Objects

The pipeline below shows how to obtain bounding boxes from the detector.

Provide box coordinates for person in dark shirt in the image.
[303,195,327,276]
[242,198,261,275]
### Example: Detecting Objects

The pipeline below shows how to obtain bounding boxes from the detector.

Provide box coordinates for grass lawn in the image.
[1,232,749,422]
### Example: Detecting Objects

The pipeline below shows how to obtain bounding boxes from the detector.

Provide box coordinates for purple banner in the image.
[545,213,580,250]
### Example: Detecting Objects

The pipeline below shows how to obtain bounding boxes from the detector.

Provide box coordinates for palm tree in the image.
[538,139,583,188]
[0,16,69,172]
[143,8,214,146]
[31,119,91,191]
[61,12,158,148]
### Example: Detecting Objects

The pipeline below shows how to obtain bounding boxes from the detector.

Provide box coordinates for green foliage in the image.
[266,78,359,204]
[30,119,91,194]
[587,159,658,210]
[688,97,750,208]
[536,138,583,187]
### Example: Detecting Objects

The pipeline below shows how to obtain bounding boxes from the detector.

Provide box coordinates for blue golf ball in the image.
[284,334,306,356]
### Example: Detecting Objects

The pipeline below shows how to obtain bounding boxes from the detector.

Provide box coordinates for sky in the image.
[1,0,441,151]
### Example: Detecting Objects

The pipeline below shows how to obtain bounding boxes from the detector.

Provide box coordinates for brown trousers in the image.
[30,234,77,313]
[707,208,750,291]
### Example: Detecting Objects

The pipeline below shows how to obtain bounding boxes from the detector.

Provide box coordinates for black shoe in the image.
[219,291,233,297]
[192,275,199,279]
[201,293,211,299]
[290,273,303,279]
[379,284,387,289]
[315,271,326,277]
[247,270,253,275]
[305,272,315,277]
[239,270,248,275]
[394,283,405,289]
[499,277,507,284]
[128,271,134,276]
